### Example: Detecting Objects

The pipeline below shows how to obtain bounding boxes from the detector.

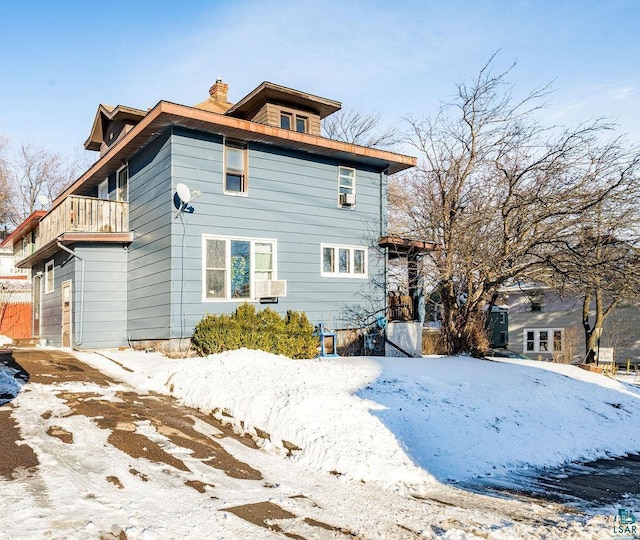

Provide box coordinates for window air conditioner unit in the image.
[339,193,356,206]
[254,279,287,298]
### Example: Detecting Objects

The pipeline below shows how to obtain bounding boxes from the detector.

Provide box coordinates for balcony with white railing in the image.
[32,195,130,253]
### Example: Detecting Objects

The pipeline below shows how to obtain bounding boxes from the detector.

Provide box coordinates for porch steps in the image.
[11,338,42,348]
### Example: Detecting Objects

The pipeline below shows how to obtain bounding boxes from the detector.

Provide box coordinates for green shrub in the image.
[192,304,319,359]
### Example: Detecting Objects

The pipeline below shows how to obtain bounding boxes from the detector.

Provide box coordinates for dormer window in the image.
[295,116,308,133]
[280,112,292,130]
[280,111,308,134]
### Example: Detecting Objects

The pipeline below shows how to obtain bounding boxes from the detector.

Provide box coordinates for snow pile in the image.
[98,349,436,491]
[79,349,640,489]
[357,356,640,481]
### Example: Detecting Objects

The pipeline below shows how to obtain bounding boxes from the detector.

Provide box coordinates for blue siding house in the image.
[10,80,415,352]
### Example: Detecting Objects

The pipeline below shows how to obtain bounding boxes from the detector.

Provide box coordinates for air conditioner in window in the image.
[339,193,356,206]
[254,279,287,298]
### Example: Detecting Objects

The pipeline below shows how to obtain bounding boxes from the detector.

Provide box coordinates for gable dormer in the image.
[84,104,147,156]
[224,81,341,136]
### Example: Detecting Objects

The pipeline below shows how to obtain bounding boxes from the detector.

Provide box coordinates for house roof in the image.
[54,100,417,209]
[225,81,341,120]
[193,96,233,114]
[0,211,47,248]
[84,104,148,151]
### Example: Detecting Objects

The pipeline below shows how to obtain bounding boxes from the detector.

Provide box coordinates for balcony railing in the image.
[34,196,129,251]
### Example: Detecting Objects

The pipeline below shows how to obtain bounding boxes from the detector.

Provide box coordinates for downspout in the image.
[57,242,84,346]
[381,170,388,346]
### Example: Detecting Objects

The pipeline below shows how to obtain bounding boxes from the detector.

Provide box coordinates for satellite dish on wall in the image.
[37,194,50,207]
[176,183,192,204]
[174,183,201,218]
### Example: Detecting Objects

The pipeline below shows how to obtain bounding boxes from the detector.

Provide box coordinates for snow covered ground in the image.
[77,350,640,490]
[2,347,640,538]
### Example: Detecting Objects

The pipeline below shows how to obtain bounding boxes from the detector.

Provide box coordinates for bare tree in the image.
[545,160,640,361]
[323,107,399,148]
[6,142,93,225]
[396,55,640,355]
[11,142,66,222]
[0,135,14,229]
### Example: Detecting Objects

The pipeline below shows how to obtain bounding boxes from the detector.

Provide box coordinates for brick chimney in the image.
[209,78,229,103]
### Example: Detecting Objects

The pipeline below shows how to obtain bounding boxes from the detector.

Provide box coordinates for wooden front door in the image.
[61,280,72,347]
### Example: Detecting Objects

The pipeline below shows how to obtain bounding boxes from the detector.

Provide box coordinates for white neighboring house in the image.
[504,283,640,364]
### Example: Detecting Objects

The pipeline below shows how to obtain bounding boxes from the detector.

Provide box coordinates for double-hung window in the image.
[524,328,563,353]
[224,140,247,194]
[203,235,276,300]
[321,244,367,278]
[338,166,356,207]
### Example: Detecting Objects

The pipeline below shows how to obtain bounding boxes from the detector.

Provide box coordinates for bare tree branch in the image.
[323,107,400,148]
[394,55,640,356]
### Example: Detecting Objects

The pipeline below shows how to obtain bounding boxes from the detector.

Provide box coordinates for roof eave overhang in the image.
[16,232,134,268]
[84,104,147,151]
[1,211,47,248]
[226,81,342,119]
[55,101,416,209]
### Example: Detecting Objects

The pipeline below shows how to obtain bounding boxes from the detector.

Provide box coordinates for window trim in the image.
[224,138,248,196]
[295,115,308,133]
[45,259,54,294]
[523,328,563,353]
[321,243,368,278]
[280,111,293,130]
[202,234,277,302]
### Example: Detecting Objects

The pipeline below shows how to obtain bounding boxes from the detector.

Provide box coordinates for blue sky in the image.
[1,0,638,157]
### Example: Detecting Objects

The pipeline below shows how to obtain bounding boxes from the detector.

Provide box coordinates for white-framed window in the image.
[338,166,356,207]
[499,312,506,324]
[203,235,276,301]
[321,244,367,278]
[116,165,128,201]
[524,328,563,353]
[224,140,247,195]
[45,260,54,294]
